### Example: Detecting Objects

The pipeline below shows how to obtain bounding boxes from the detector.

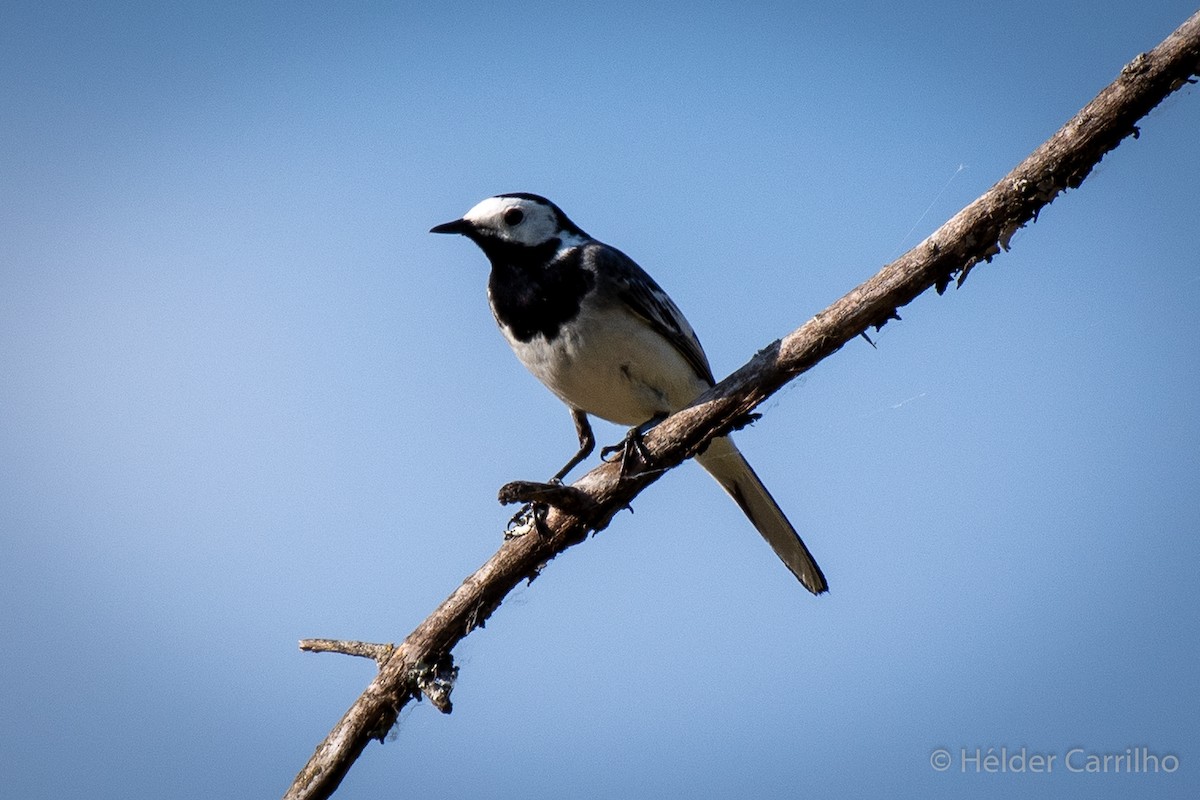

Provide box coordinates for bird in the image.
[431,193,827,594]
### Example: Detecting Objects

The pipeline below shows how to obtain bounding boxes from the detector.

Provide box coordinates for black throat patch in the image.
[484,239,595,343]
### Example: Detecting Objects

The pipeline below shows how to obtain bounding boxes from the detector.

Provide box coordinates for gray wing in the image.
[584,242,715,386]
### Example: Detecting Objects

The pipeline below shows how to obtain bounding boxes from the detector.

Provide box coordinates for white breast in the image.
[501,296,710,426]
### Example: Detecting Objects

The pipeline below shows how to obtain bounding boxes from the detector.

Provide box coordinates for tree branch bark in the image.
[284,12,1200,800]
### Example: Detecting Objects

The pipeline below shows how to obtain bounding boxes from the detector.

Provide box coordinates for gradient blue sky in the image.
[2,2,1198,798]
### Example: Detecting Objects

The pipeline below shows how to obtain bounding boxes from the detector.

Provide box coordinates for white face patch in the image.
[462,196,566,247]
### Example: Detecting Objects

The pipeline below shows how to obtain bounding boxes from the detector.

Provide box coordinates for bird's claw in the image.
[601,415,665,476]
[600,436,649,475]
[505,501,550,538]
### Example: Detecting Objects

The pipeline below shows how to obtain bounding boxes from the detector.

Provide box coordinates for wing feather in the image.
[585,243,715,386]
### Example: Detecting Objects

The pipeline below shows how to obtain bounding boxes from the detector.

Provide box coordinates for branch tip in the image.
[299,639,395,666]
[498,480,596,514]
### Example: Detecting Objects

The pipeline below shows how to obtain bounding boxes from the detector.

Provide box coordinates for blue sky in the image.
[2,2,1198,798]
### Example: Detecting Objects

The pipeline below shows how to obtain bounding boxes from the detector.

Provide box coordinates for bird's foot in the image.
[601,414,667,477]
[505,501,549,538]
[499,480,596,538]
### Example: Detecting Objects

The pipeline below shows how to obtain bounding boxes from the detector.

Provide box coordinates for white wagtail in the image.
[431,193,827,594]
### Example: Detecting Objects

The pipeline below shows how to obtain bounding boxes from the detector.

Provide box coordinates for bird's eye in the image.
[503,207,525,226]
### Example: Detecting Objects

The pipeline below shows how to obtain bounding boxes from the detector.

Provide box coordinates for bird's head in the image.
[430,193,589,252]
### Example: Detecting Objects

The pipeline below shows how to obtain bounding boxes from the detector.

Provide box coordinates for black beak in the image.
[430,218,473,235]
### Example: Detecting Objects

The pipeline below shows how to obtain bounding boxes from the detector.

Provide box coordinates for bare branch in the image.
[496,480,597,515]
[298,639,394,665]
[284,12,1200,800]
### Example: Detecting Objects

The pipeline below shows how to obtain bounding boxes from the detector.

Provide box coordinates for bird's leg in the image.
[601,413,668,476]
[550,409,595,483]
[507,410,595,538]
